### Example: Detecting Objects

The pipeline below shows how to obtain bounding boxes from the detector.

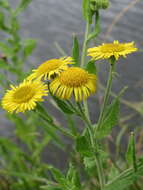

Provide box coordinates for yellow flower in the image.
[88,41,137,60]
[50,67,96,101]
[28,57,73,81]
[1,80,48,113]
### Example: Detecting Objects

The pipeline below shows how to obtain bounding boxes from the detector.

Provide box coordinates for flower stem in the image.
[80,17,106,189]
[83,113,106,189]
[81,21,90,68]
[95,58,116,133]
[77,102,106,189]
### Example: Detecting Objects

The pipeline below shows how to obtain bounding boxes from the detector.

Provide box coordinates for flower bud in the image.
[90,0,109,11]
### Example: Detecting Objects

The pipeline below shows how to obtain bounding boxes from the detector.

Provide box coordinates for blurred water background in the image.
[0,0,143,168]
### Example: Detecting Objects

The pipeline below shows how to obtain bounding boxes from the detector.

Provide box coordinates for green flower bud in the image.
[90,0,109,11]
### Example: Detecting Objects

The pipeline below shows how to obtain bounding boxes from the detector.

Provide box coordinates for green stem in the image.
[77,103,106,189]
[81,21,91,122]
[36,110,74,139]
[81,21,90,68]
[80,16,106,189]
[85,117,106,189]
[95,154,106,188]
[96,58,116,132]
[83,100,90,121]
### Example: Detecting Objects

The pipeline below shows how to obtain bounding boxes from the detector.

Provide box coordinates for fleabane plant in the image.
[0,0,142,190]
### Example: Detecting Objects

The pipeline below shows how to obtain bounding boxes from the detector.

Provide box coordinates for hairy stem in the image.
[80,16,106,188]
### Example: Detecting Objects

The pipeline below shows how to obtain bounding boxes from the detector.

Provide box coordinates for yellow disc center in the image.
[60,67,88,87]
[13,86,35,103]
[101,44,125,53]
[38,59,63,75]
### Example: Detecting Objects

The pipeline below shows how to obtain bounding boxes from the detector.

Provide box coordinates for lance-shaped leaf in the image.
[96,87,127,139]
[103,161,143,190]
[0,42,14,57]
[48,166,65,184]
[36,103,53,123]
[85,60,96,74]
[14,0,32,15]
[66,163,81,188]
[96,98,120,139]
[49,89,75,115]
[0,0,10,10]
[126,132,137,171]
[72,35,80,66]
[22,39,36,58]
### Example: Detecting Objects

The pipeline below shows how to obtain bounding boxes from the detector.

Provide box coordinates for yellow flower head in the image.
[28,57,73,81]
[88,40,137,60]
[1,80,48,113]
[50,67,96,101]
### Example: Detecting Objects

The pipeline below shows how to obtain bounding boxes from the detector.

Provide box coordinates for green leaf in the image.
[82,0,93,24]
[7,114,39,145]
[40,186,62,190]
[0,137,24,162]
[76,136,93,157]
[103,161,143,190]
[85,60,96,74]
[108,165,120,182]
[51,95,75,115]
[0,42,14,57]
[0,0,10,10]
[10,16,20,34]
[36,103,53,123]
[126,132,137,170]
[14,0,32,15]
[0,59,9,69]
[72,35,80,66]
[84,157,96,170]
[0,11,5,28]
[66,163,81,188]
[23,39,36,57]
[41,122,65,150]
[0,138,21,154]
[48,166,65,184]
[32,136,50,159]
[96,98,120,139]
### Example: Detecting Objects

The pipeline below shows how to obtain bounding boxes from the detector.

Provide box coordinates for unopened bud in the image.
[90,0,109,11]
